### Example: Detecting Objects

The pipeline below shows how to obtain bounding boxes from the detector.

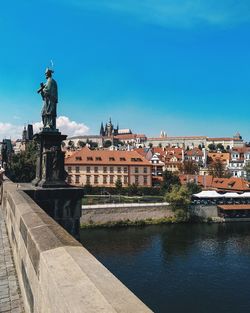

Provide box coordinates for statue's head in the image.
[45,68,54,79]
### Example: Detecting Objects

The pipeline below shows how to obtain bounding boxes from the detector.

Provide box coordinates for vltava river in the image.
[80,223,250,313]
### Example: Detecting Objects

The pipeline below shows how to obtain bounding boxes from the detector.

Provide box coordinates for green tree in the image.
[186,181,202,195]
[78,140,86,148]
[8,141,37,182]
[208,143,216,151]
[216,143,225,151]
[208,159,225,178]
[165,185,191,212]
[84,183,93,194]
[115,178,123,194]
[103,140,112,148]
[68,140,75,149]
[161,170,181,192]
[179,160,199,175]
[127,183,138,196]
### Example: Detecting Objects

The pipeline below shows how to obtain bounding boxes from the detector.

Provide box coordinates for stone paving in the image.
[0,208,24,313]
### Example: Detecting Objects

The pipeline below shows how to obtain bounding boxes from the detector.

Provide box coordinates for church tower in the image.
[100,122,105,136]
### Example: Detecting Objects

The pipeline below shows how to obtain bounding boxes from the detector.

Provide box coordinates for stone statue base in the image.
[32,129,68,188]
[21,185,84,240]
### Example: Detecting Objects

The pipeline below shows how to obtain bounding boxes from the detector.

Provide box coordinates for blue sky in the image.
[1,0,250,139]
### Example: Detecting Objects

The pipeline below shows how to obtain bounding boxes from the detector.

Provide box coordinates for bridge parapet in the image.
[2,179,152,313]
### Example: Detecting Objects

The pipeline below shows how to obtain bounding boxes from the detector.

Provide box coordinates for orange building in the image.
[65,147,152,187]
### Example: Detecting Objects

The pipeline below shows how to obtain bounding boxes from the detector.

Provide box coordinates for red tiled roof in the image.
[179,175,250,192]
[134,148,149,158]
[231,147,250,153]
[208,153,230,163]
[185,148,203,156]
[179,175,213,188]
[114,134,137,140]
[148,136,206,140]
[208,137,242,141]
[65,147,151,166]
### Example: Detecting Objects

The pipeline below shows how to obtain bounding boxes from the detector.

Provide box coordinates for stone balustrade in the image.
[2,179,152,313]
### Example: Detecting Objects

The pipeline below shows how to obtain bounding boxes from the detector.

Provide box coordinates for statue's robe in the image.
[42,77,58,129]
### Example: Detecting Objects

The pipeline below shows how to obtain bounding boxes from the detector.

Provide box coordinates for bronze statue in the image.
[38,68,58,130]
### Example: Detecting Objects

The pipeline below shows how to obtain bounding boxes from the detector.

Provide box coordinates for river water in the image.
[80,223,250,313]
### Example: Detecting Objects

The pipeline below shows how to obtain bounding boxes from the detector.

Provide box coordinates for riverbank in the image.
[81,201,250,229]
[81,202,175,227]
[81,216,184,229]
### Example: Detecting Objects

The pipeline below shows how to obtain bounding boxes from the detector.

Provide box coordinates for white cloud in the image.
[55,116,89,137]
[65,0,250,28]
[33,116,89,137]
[0,116,89,140]
[0,123,23,140]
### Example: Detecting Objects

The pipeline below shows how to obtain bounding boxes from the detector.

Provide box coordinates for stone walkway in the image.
[0,208,24,313]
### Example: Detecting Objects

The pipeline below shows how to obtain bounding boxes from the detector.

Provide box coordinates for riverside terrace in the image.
[192,191,250,219]
[192,191,250,205]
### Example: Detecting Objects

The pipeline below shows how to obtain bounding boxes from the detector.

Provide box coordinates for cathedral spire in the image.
[100,122,104,136]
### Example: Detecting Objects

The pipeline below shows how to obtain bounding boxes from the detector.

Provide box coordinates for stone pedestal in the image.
[29,128,84,239]
[24,187,84,240]
[32,129,68,188]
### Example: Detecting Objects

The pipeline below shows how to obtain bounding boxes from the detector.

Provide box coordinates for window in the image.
[124,176,128,184]
[94,166,98,173]
[103,176,107,184]
[110,175,114,184]
[135,176,139,185]
[95,157,102,161]
[75,175,80,184]
[103,166,107,173]
[75,156,82,161]
[75,166,80,173]
[117,167,121,173]
[87,157,93,161]
[110,167,114,173]
[120,157,126,161]
[86,166,91,173]
[143,167,147,173]
[143,176,147,186]
[135,167,139,173]
[68,175,72,184]
[109,157,115,161]
[86,175,91,184]
[68,166,72,173]
[124,167,127,173]
[94,175,99,184]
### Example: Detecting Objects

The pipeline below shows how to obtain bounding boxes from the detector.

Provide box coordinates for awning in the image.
[193,191,224,198]
[223,193,242,198]
[218,204,250,211]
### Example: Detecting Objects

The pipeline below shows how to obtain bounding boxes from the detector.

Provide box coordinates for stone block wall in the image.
[2,180,152,313]
[81,203,174,225]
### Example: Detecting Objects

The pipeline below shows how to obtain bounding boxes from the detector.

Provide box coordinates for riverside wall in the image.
[81,202,174,225]
[2,179,152,313]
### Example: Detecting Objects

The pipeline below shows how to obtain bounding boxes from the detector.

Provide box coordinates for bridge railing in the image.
[2,179,152,313]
